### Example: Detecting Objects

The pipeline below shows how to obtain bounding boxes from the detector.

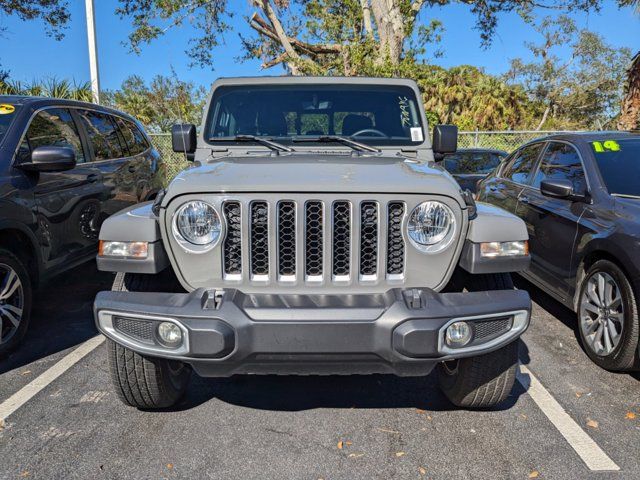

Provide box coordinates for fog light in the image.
[157,322,183,348]
[445,321,472,347]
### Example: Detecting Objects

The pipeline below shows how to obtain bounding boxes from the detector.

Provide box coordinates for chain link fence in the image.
[458,130,580,152]
[149,130,582,183]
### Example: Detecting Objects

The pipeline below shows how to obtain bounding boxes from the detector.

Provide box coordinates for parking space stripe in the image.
[518,365,620,472]
[0,335,105,422]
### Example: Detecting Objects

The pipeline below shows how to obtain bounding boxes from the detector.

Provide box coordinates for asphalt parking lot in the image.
[0,263,639,480]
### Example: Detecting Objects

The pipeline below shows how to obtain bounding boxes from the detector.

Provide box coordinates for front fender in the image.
[97,202,168,274]
[459,202,530,274]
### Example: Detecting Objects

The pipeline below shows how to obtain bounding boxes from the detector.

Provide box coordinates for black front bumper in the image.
[94,288,530,377]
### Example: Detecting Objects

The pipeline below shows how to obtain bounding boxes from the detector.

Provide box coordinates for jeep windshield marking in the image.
[206,84,424,147]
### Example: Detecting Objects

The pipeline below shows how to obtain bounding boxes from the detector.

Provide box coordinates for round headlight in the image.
[174,201,221,247]
[407,201,455,251]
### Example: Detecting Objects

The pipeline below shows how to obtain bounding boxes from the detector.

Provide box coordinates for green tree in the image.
[506,16,632,130]
[0,78,92,101]
[104,74,207,132]
[0,1,71,40]
[116,0,628,74]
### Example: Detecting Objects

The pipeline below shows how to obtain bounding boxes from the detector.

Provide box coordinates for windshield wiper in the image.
[208,135,294,153]
[293,135,381,153]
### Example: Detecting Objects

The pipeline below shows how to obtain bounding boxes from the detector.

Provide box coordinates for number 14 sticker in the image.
[592,140,621,153]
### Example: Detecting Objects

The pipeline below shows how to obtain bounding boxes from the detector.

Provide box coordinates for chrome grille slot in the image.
[360,201,378,277]
[387,202,405,276]
[250,201,269,277]
[278,201,296,278]
[223,201,242,277]
[332,201,351,278]
[305,201,323,278]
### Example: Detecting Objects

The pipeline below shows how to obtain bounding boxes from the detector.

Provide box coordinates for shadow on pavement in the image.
[169,339,530,413]
[0,262,113,374]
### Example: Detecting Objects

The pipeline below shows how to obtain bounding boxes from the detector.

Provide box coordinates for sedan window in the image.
[501,143,543,184]
[592,138,640,197]
[531,142,587,194]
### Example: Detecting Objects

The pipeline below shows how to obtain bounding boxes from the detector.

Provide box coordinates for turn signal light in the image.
[98,240,148,259]
[480,240,528,258]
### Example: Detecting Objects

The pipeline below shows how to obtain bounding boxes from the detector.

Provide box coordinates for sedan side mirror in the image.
[432,125,458,161]
[172,123,197,158]
[19,146,76,172]
[540,179,585,201]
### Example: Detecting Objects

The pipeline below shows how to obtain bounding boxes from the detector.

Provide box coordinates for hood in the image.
[165,153,461,201]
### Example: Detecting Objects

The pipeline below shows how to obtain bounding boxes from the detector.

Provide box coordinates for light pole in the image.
[85,0,100,104]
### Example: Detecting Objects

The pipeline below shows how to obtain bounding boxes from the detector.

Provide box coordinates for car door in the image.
[18,107,106,270]
[516,141,590,299]
[481,143,544,214]
[75,109,138,217]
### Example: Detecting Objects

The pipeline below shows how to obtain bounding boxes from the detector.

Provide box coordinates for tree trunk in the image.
[370,0,405,64]
[618,52,640,131]
[536,104,551,131]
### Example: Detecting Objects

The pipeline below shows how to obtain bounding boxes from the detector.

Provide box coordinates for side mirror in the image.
[432,125,458,160]
[19,146,76,172]
[540,179,585,201]
[172,123,197,157]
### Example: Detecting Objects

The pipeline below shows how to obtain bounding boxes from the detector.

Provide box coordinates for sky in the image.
[0,1,637,91]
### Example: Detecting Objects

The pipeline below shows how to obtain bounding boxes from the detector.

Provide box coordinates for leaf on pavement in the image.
[348,453,364,458]
[415,409,426,414]
[395,452,405,457]
[166,464,173,469]
[586,419,599,429]
[419,466,427,475]
[0,419,4,431]
[337,441,343,449]
[19,472,30,478]
[20,370,31,376]
[528,471,539,478]
[625,412,637,420]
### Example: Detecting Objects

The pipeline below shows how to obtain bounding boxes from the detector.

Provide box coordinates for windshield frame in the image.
[202,79,429,150]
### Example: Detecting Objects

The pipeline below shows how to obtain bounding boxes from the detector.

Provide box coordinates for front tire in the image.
[438,272,519,408]
[107,272,190,409]
[577,260,639,371]
[0,249,32,358]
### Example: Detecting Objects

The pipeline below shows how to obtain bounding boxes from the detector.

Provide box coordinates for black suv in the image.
[478,132,640,371]
[0,96,162,356]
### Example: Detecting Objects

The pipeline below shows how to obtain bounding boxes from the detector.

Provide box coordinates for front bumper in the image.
[94,288,530,377]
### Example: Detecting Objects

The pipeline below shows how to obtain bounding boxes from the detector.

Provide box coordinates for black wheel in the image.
[438,340,519,408]
[108,272,190,409]
[437,272,518,408]
[577,260,639,371]
[0,249,32,358]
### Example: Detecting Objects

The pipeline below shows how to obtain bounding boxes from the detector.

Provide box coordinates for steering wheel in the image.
[350,128,388,138]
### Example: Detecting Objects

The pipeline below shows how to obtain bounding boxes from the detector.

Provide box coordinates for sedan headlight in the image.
[407,201,455,252]
[173,201,221,249]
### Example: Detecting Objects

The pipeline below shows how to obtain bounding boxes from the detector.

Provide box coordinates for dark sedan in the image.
[477,132,640,371]
[443,148,507,192]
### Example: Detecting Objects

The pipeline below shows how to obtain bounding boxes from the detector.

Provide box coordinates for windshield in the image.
[205,84,425,147]
[444,151,505,174]
[0,103,19,145]
[591,138,640,197]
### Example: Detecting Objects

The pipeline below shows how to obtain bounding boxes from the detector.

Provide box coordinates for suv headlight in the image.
[407,201,455,253]
[173,201,221,250]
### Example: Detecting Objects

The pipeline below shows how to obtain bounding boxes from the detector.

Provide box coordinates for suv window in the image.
[19,108,85,163]
[531,142,587,193]
[116,117,149,155]
[77,110,126,160]
[502,143,543,184]
[444,151,505,175]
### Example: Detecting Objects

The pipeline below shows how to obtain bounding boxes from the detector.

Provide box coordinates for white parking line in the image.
[518,365,620,472]
[0,335,105,423]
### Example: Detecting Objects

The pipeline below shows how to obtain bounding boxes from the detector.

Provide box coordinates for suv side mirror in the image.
[172,123,197,157]
[19,146,76,172]
[432,125,458,160]
[540,179,585,201]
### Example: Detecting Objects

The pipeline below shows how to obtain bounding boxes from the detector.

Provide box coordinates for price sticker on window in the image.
[592,140,621,153]
[0,104,15,115]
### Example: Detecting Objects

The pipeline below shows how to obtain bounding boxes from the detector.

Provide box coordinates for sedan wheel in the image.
[577,259,639,371]
[0,263,25,347]
[579,272,623,356]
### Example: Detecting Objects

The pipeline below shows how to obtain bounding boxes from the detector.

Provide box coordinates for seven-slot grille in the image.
[222,199,406,283]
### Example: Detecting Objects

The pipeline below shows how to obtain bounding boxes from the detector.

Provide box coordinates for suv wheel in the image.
[107,272,191,409]
[437,272,519,408]
[578,260,639,371]
[0,249,32,357]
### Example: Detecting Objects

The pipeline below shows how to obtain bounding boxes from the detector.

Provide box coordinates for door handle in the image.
[87,174,99,183]
[520,196,530,204]
[489,185,498,192]
[128,165,136,173]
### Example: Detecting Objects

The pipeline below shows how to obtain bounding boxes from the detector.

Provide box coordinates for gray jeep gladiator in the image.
[94,77,531,410]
